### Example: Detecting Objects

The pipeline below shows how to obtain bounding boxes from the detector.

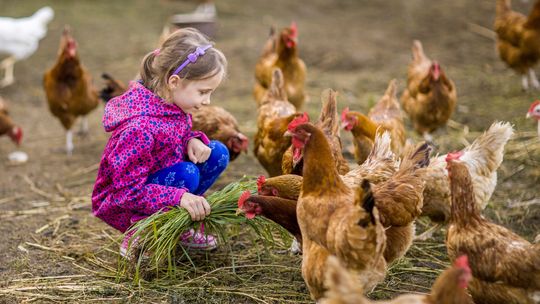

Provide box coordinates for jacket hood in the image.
[103,81,185,132]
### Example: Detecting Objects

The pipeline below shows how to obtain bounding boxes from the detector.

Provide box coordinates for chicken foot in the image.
[0,56,16,88]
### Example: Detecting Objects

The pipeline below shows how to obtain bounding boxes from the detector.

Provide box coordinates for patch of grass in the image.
[122,177,293,282]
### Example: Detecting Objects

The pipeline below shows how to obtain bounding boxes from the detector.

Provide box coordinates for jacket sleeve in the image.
[106,126,187,215]
[183,129,211,157]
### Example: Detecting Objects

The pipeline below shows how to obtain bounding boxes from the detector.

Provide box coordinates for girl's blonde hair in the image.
[140,28,227,100]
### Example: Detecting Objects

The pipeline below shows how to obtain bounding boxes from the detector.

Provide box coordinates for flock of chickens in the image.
[0,1,540,303]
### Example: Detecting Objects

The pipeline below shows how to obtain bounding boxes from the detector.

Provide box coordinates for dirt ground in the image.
[1,0,539,303]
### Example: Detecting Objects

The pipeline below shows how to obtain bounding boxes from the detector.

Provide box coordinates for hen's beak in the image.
[526,112,532,119]
[284,130,292,137]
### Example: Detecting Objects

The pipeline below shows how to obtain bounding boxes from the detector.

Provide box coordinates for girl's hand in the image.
[187,138,211,164]
[180,193,211,221]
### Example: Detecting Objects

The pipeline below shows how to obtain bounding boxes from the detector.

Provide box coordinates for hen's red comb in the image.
[455,255,471,273]
[287,112,309,131]
[341,107,350,122]
[528,100,540,113]
[257,175,266,192]
[290,21,298,38]
[445,151,463,164]
[238,191,251,209]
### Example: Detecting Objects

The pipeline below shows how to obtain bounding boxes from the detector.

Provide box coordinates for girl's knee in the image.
[208,140,230,168]
[149,162,200,193]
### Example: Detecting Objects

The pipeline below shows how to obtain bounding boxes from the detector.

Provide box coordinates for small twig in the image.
[69,163,100,177]
[55,183,71,199]
[24,242,60,252]
[35,224,50,234]
[0,195,24,205]
[446,119,464,129]
[507,198,540,208]
[22,175,65,202]
[0,207,67,218]
[466,22,496,41]
[64,178,96,187]
[502,164,525,182]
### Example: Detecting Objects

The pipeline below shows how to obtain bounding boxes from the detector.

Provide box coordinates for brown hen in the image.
[495,0,540,90]
[0,96,23,147]
[341,79,406,163]
[253,68,300,176]
[418,121,513,240]
[288,118,387,301]
[446,155,540,304]
[401,40,457,142]
[43,26,99,155]
[253,22,306,109]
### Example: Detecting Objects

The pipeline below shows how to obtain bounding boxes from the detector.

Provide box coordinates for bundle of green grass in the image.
[124,177,289,277]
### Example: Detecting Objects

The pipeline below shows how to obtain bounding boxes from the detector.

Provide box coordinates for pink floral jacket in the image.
[92,81,209,232]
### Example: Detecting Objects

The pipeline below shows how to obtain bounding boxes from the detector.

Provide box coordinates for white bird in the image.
[0,6,54,87]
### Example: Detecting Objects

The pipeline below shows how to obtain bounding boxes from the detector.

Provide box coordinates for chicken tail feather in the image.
[360,179,376,224]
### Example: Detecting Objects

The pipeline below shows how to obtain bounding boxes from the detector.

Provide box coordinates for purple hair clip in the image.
[172,44,212,76]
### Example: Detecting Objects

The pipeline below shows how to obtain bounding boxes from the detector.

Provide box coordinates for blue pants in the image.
[147,140,229,195]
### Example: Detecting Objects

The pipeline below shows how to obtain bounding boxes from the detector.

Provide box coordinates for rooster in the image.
[282,89,349,175]
[527,100,540,138]
[321,255,474,304]
[0,96,23,146]
[341,79,406,163]
[446,154,540,304]
[417,121,514,240]
[97,73,249,160]
[401,40,457,142]
[0,6,54,87]
[43,26,99,155]
[495,0,540,90]
[253,68,300,176]
[254,22,306,109]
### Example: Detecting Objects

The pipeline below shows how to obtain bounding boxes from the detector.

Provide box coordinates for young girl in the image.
[92,28,228,255]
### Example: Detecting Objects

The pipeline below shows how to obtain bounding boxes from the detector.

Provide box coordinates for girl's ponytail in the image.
[140,51,158,91]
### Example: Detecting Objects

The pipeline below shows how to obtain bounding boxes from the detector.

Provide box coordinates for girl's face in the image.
[167,70,224,114]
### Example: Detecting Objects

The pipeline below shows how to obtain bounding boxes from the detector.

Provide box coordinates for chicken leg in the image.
[77,116,89,136]
[0,56,16,88]
[529,68,540,90]
[66,130,74,156]
[522,74,529,91]
[422,132,433,143]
